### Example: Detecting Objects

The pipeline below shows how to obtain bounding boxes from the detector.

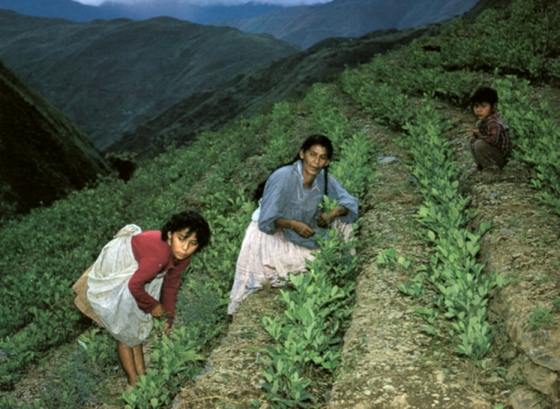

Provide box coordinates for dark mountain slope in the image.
[226,0,478,48]
[463,0,512,18]
[110,28,428,157]
[0,61,109,218]
[0,10,297,149]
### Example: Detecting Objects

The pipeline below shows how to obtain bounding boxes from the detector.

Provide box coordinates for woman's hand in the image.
[318,207,348,228]
[317,212,333,228]
[151,303,166,318]
[290,220,315,238]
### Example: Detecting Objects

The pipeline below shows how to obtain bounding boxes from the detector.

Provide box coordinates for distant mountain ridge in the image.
[0,10,297,149]
[0,60,109,218]
[0,0,480,49]
[110,27,430,156]
[0,0,115,20]
[0,0,283,24]
[225,0,480,48]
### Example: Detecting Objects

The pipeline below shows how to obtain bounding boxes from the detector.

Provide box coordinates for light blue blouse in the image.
[254,161,358,249]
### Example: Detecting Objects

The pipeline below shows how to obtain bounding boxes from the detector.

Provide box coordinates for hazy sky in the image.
[73,0,332,5]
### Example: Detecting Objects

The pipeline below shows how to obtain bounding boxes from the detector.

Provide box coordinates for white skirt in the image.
[227,220,352,314]
[87,225,165,346]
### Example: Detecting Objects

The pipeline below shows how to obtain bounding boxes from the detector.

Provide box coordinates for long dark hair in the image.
[253,134,334,202]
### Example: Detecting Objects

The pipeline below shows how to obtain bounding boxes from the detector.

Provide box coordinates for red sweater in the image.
[128,230,190,325]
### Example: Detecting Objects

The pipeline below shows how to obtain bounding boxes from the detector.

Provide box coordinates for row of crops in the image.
[340,68,501,359]
[0,81,375,408]
[258,85,376,407]
[334,0,559,362]
[339,0,560,217]
[438,0,560,81]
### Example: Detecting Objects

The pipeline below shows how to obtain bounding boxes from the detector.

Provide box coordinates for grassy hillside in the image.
[109,28,427,157]
[0,10,297,149]
[0,60,109,219]
[0,0,559,408]
[225,0,478,48]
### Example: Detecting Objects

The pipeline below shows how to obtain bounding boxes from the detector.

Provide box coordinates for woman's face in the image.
[299,144,330,178]
[168,228,199,261]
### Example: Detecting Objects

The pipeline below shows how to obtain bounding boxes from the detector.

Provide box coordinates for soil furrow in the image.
[328,121,494,409]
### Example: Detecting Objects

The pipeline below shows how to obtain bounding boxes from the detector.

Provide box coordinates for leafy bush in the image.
[261,230,357,408]
[438,0,560,80]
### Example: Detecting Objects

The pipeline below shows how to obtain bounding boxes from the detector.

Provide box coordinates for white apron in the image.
[87,225,165,346]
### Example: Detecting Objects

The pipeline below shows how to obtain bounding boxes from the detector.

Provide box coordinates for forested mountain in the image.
[1,0,481,49]
[0,0,115,20]
[0,10,297,149]
[110,28,428,156]
[0,0,282,24]
[225,0,479,48]
[0,60,109,218]
[108,0,508,156]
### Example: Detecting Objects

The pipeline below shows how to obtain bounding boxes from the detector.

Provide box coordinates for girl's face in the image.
[473,102,493,120]
[168,228,199,261]
[299,144,330,178]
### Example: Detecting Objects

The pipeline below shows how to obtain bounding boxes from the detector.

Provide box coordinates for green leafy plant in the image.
[528,307,555,331]
[259,94,376,406]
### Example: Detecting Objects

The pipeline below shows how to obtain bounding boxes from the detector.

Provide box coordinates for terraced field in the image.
[1,1,559,408]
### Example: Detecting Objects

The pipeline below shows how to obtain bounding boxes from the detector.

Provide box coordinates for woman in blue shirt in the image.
[227,135,358,314]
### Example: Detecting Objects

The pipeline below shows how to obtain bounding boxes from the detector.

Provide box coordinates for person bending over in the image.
[73,210,210,385]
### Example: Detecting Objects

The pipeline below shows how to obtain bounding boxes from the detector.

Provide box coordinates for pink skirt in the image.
[227,220,352,314]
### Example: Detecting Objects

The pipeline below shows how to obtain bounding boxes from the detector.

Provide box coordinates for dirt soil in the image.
[326,99,559,409]
[447,105,560,409]
[326,117,503,409]
[174,289,282,409]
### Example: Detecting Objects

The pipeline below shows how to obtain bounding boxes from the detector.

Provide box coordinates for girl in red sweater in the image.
[74,210,210,385]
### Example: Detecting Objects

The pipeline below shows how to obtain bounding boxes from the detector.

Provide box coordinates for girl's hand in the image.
[163,321,172,335]
[151,303,166,318]
[290,220,315,238]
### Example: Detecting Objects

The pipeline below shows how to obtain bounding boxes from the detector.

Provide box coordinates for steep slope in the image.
[225,0,479,48]
[0,60,109,218]
[0,10,298,149]
[110,28,427,157]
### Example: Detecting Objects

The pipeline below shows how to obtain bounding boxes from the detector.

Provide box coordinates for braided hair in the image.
[253,134,334,202]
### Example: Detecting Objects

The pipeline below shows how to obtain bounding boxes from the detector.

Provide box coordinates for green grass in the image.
[528,307,555,331]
